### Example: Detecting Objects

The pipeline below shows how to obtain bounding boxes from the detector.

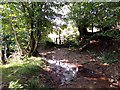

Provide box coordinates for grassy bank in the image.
[0,57,47,90]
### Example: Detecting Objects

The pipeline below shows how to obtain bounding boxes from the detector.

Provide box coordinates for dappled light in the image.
[1,57,46,89]
[1,1,120,89]
[37,47,120,88]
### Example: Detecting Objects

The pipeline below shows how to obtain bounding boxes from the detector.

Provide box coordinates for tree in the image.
[1,2,66,58]
[20,2,65,56]
[68,2,120,40]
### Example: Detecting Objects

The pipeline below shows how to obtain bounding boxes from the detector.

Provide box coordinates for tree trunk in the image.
[59,29,61,44]
[28,18,41,57]
[13,29,22,56]
[28,18,35,57]
[1,50,6,64]
[1,44,7,64]
[77,25,88,41]
[92,23,94,34]
[11,23,22,56]
[1,34,7,64]
[4,44,7,60]
[78,25,82,42]
[32,20,41,56]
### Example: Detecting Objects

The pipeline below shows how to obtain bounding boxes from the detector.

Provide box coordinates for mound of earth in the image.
[81,35,119,53]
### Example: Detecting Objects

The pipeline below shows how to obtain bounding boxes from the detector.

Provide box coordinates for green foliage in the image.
[15,64,40,77]
[1,3,29,54]
[39,35,54,48]
[1,2,65,56]
[92,29,120,42]
[68,2,120,29]
[0,57,46,89]
[64,35,79,47]
[9,80,23,90]
[103,30,120,41]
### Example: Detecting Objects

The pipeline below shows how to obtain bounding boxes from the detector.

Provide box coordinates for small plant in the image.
[8,80,23,90]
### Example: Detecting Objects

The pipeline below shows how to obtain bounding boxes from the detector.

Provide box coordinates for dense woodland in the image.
[0,2,120,89]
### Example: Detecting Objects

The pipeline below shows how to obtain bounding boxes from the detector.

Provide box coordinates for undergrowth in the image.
[0,56,47,90]
[95,52,119,64]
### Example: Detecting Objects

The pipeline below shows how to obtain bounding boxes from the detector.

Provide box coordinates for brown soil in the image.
[38,47,120,89]
[80,35,119,53]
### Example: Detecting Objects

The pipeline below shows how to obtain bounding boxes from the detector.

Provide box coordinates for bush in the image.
[64,35,79,47]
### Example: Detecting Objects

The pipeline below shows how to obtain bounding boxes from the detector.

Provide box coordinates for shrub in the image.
[64,35,79,47]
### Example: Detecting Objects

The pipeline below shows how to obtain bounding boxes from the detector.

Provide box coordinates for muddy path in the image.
[38,47,120,88]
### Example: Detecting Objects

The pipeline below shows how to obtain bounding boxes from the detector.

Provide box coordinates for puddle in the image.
[42,57,79,85]
[42,56,120,88]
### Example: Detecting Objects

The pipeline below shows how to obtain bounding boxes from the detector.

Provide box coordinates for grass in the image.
[0,56,47,89]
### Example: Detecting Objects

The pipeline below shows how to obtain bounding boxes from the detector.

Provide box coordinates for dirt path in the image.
[38,47,120,89]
